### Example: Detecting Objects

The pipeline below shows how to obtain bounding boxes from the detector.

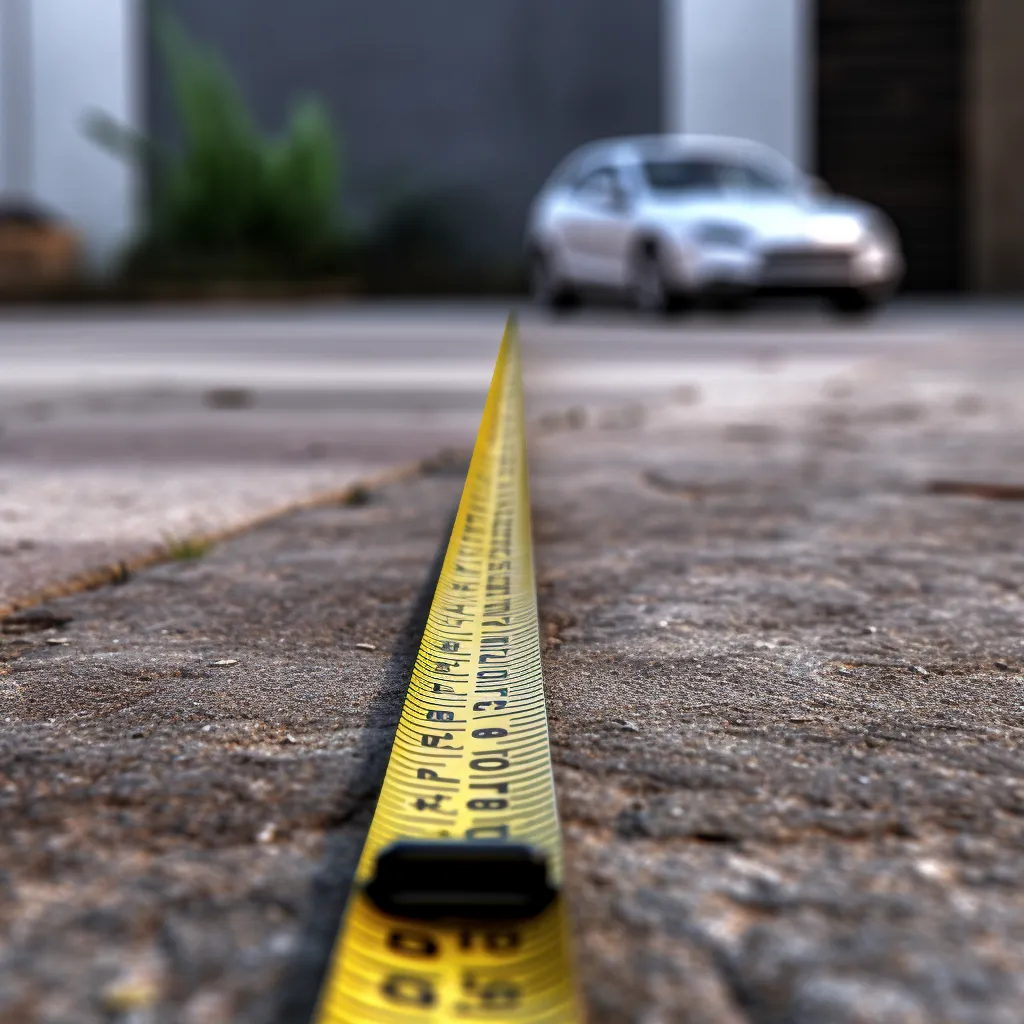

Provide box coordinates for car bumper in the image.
[666,243,904,293]
[760,245,903,289]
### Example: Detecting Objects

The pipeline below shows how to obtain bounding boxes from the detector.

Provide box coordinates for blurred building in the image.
[145,0,664,288]
[3,0,1024,291]
[0,0,139,270]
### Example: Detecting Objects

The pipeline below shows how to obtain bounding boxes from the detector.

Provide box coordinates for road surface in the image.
[0,300,1016,608]
[1,302,1022,1022]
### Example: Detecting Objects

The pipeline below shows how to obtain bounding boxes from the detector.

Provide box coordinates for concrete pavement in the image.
[0,303,1023,1021]
[0,300,958,610]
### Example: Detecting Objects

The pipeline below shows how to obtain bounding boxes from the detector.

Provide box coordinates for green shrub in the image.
[86,8,346,279]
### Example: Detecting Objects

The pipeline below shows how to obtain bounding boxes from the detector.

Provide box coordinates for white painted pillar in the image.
[663,0,812,169]
[0,0,35,196]
[26,0,141,270]
[662,0,686,138]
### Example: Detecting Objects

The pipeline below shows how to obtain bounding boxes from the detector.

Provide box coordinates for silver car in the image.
[526,135,904,315]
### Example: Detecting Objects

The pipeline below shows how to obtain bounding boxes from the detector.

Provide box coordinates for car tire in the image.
[630,244,691,315]
[708,288,754,314]
[529,247,579,311]
[825,285,892,318]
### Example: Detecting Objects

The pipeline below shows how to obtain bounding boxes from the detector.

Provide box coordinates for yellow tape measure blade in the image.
[314,316,582,1023]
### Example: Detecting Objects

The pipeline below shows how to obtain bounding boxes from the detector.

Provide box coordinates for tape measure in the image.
[312,317,583,1023]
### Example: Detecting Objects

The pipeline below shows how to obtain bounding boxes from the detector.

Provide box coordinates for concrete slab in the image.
[1,330,1022,1022]
[0,303,907,612]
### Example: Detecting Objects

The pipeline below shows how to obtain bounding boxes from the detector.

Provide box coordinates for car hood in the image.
[642,193,879,247]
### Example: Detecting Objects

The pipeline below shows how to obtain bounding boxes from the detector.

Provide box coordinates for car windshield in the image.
[642,158,792,195]
[643,159,721,192]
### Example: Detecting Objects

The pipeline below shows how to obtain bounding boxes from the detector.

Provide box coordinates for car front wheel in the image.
[825,284,894,317]
[529,247,579,311]
[630,245,691,315]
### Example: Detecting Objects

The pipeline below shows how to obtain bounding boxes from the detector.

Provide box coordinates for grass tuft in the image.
[165,535,213,561]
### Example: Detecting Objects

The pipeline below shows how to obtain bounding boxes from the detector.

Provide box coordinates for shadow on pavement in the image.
[274,506,457,1023]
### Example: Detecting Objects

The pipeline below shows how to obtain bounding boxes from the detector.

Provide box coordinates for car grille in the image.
[760,249,853,285]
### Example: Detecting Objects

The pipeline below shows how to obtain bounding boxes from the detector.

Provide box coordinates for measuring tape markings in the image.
[313,318,582,1022]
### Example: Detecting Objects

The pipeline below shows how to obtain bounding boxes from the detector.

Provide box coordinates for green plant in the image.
[85,8,346,278]
[164,534,213,561]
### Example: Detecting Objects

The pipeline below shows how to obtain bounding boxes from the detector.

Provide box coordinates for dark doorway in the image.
[816,1,966,291]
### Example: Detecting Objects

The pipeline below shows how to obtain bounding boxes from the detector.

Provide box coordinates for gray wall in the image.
[147,0,662,279]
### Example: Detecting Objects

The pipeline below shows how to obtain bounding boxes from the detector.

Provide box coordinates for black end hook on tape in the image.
[364,841,557,921]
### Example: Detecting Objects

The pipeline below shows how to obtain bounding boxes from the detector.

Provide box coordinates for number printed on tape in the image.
[313,318,582,1023]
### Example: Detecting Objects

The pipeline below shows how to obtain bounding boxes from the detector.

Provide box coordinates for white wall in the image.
[0,0,32,195]
[0,0,140,270]
[663,0,811,169]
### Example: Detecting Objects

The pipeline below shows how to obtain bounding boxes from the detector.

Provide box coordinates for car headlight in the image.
[692,222,750,248]
[809,216,863,246]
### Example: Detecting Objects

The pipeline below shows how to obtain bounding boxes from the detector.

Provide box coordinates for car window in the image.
[642,158,794,196]
[719,162,791,195]
[574,166,620,198]
[641,160,725,193]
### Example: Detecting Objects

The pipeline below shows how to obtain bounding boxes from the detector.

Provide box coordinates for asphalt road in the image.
[0,299,986,466]
[0,299,974,610]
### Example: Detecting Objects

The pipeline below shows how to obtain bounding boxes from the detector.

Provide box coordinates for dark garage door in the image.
[817,1,966,291]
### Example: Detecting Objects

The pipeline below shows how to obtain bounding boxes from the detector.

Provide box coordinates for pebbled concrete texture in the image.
[1,338,1023,1022]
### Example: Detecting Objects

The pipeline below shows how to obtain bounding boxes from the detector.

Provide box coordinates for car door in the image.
[558,166,634,288]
